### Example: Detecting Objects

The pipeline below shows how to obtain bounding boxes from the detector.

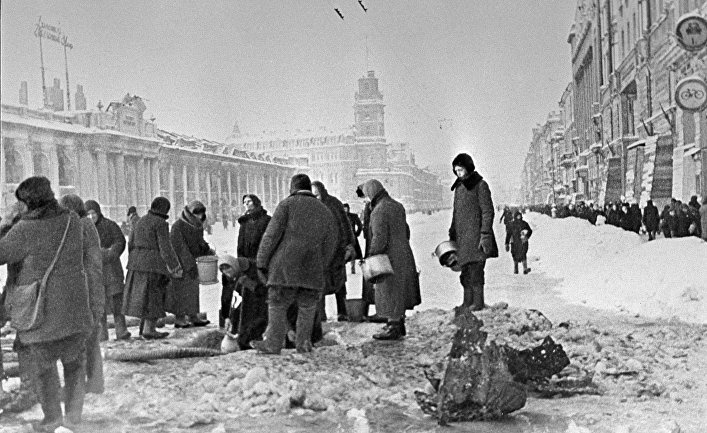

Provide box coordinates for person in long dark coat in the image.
[219,255,268,350]
[448,153,499,311]
[127,206,140,236]
[643,200,660,240]
[60,195,106,395]
[167,201,213,328]
[124,197,183,339]
[343,203,363,274]
[504,210,533,274]
[254,174,337,354]
[619,205,633,232]
[629,203,642,234]
[700,197,707,241]
[499,205,514,241]
[84,200,130,341]
[220,194,270,334]
[362,179,421,340]
[355,186,380,321]
[0,177,95,430]
[312,181,355,321]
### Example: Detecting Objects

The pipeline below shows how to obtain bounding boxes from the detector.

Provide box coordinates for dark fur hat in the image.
[15,176,55,211]
[451,153,475,174]
[150,196,171,215]
[290,174,312,192]
[60,194,87,218]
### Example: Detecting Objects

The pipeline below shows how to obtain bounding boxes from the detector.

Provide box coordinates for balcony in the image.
[575,164,589,173]
[590,142,603,154]
[560,154,576,167]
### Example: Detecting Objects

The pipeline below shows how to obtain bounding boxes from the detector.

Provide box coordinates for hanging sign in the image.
[675,13,707,52]
[675,75,707,112]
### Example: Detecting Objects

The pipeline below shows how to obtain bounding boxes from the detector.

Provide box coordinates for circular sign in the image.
[675,13,707,52]
[675,76,707,111]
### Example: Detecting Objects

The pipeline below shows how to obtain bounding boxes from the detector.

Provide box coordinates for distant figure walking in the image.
[505,210,532,274]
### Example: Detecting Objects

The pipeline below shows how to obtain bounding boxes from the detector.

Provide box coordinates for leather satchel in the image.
[9,216,71,332]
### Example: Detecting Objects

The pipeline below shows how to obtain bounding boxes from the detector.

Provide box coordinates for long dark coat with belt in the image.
[237,207,271,259]
[364,181,421,310]
[124,210,181,318]
[93,214,126,296]
[256,191,337,292]
[167,207,212,316]
[449,171,499,266]
[642,201,660,232]
[0,203,93,344]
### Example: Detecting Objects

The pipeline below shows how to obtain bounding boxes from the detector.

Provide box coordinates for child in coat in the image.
[504,210,533,274]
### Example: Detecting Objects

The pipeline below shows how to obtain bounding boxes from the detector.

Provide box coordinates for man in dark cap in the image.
[254,174,337,354]
[448,153,498,311]
[85,200,131,340]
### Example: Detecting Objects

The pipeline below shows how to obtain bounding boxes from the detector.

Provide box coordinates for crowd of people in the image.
[0,151,504,430]
[521,195,707,241]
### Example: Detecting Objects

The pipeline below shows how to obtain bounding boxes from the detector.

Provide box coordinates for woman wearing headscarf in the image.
[0,177,94,430]
[167,200,214,328]
[59,195,105,395]
[362,179,420,340]
[123,197,183,339]
[504,210,533,275]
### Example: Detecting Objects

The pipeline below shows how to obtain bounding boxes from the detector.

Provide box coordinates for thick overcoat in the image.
[0,205,93,344]
[505,214,533,262]
[167,207,212,315]
[700,205,707,241]
[94,215,126,295]
[237,208,271,259]
[315,185,354,294]
[643,202,660,232]
[364,181,421,310]
[126,210,181,275]
[256,191,337,292]
[449,172,499,265]
[81,216,105,321]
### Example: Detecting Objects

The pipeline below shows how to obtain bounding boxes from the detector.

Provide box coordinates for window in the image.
[3,138,24,184]
[33,152,50,177]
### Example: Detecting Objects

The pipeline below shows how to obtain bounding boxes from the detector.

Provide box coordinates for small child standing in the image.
[504,210,533,275]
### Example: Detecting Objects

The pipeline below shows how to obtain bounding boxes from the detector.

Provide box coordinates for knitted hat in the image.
[84,199,102,215]
[451,153,475,174]
[127,206,137,216]
[150,196,171,215]
[15,176,55,211]
[290,174,311,192]
[186,200,206,215]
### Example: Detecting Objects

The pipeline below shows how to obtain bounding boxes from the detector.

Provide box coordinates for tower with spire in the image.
[353,70,387,169]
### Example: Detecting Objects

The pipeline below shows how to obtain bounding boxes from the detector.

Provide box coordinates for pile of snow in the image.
[524,212,707,324]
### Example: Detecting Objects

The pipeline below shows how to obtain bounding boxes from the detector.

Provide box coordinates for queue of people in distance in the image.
[0,151,506,429]
[510,195,706,242]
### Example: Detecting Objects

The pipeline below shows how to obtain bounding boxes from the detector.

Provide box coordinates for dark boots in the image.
[470,285,485,311]
[373,321,404,340]
[513,262,519,274]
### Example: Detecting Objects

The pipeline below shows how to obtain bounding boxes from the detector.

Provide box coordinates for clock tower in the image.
[354,71,387,169]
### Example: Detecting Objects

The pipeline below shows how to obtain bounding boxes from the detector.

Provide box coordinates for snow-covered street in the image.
[2,209,706,432]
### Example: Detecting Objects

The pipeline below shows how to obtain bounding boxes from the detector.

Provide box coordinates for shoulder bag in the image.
[10,216,72,332]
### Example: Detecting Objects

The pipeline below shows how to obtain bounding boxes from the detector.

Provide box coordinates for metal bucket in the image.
[434,240,458,267]
[361,254,394,284]
[196,256,219,285]
[345,298,366,322]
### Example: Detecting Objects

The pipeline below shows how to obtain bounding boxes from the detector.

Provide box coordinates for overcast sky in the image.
[1,1,576,188]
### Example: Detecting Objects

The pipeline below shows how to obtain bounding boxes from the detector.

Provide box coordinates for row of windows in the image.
[3,139,75,186]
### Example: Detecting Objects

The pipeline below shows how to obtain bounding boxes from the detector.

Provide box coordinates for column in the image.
[193,163,200,203]
[143,159,152,210]
[245,169,250,194]
[151,158,161,200]
[137,157,147,214]
[0,137,6,213]
[206,171,212,214]
[216,170,223,216]
[227,168,233,208]
[115,153,126,217]
[96,150,109,205]
[260,172,266,203]
[48,145,60,194]
[168,163,176,220]
[182,163,188,205]
[275,173,281,203]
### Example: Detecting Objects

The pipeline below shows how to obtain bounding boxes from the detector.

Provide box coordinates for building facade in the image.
[521,0,707,208]
[227,71,446,213]
[1,94,300,222]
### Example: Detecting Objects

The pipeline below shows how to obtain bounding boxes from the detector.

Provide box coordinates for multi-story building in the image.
[522,0,706,208]
[1,92,300,222]
[227,71,446,213]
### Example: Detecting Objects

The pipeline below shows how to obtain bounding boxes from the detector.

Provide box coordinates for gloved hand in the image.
[444,252,458,267]
[478,233,494,255]
[257,268,269,285]
[171,268,184,279]
[505,244,510,252]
